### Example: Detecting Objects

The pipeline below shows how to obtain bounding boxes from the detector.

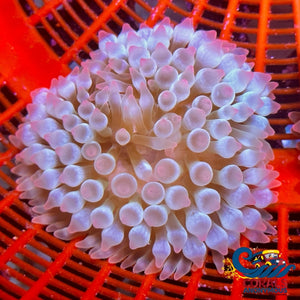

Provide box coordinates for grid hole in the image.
[271,4,293,14]
[238,3,259,14]
[202,9,224,24]
[269,19,294,29]
[268,34,295,44]
[208,0,227,9]
[236,17,258,28]
[267,48,295,60]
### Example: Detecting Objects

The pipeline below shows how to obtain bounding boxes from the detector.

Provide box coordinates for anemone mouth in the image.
[11,17,280,280]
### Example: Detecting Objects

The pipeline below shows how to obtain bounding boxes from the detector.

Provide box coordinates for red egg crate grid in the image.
[0,0,300,299]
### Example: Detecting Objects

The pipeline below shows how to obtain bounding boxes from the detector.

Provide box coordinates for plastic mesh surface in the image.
[0,0,300,299]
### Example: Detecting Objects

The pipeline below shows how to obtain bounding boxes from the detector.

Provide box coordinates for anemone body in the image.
[11,18,280,280]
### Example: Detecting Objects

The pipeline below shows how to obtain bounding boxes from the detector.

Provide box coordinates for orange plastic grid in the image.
[0,0,300,299]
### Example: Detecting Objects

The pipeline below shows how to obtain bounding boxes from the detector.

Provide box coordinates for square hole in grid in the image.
[278,76,299,91]
[271,4,293,14]
[267,48,296,60]
[35,22,65,56]
[269,18,294,30]
[236,17,258,28]
[207,0,228,9]
[268,34,295,45]
[266,62,298,75]
[231,31,257,48]
[201,9,224,25]
[238,2,259,14]
[276,77,300,90]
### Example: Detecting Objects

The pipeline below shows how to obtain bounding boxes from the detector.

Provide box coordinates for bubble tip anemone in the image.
[12,17,279,280]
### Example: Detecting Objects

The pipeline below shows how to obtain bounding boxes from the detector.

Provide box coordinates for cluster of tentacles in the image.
[11,18,280,280]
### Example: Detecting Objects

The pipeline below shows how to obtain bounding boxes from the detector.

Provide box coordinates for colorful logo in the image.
[224,247,296,295]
